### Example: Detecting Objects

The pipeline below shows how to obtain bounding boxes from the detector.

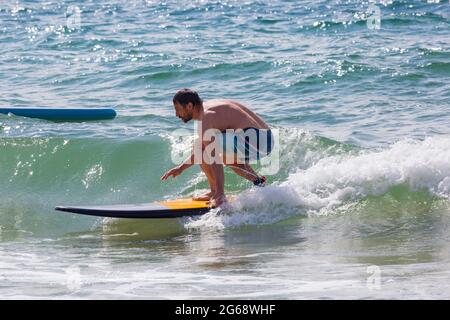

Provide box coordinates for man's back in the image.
[203,99,269,132]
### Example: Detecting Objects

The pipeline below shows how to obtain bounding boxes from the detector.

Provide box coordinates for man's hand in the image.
[161,165,183,181]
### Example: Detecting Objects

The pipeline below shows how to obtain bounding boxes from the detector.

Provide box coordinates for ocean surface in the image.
[1,0,450,299]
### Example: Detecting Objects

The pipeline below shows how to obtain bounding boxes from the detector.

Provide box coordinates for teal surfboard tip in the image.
[0,107,117,121]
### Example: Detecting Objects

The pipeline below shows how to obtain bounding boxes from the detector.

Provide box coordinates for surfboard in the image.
[0,107,117,121]
[55,198,211,219]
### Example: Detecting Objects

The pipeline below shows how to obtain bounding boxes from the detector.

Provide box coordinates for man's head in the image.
[172,89,203,123]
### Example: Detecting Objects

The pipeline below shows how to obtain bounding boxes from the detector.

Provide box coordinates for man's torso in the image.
[202,99,269,132]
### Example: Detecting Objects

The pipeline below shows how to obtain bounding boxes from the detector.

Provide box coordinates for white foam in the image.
[185,135,450,230]
[283,136,450,209]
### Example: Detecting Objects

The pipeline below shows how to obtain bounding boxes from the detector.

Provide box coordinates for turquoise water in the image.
[1,0,450,299]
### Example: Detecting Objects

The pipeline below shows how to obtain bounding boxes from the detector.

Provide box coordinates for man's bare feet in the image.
[193,190,215,201]
[208,194,227,208]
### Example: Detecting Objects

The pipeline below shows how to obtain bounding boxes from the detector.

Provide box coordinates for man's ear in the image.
[187,102,194,112]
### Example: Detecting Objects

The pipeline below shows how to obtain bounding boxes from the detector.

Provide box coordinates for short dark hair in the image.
[173,89,202,107]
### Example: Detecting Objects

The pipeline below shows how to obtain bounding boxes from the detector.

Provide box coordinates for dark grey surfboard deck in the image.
[55,199,211,219]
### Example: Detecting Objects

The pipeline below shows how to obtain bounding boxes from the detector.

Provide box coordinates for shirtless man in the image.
[161,89,273,208]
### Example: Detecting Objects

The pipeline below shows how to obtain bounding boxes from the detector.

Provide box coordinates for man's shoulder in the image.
[204,99,237,109]
[201,108,225,132]
[201,109,217,126]
[203,108,217,117]
[204,98,228,104]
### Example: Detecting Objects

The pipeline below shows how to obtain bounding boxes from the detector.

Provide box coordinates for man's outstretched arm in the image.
[161,139,201,180]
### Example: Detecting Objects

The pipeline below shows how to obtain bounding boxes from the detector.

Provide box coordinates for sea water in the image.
[0,0,450,299]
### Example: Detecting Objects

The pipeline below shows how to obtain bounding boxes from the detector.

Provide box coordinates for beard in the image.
[181,115,192,123]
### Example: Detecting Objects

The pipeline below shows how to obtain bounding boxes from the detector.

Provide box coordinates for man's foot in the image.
[208,195,227,208]
[253,176,266,187]
[193,190,215,201]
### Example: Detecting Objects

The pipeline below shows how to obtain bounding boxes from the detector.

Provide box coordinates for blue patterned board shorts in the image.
[217,127,274,163]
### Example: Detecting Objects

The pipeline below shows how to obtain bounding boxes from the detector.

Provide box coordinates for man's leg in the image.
[228,163,259,182]
[223,154,261,184]
[208,163,226,207]
[193,162,217,201]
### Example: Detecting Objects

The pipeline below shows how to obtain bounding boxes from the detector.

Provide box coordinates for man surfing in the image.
[161,89,274,208]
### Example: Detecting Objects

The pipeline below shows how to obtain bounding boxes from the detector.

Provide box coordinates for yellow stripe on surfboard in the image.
[156,199,210,210]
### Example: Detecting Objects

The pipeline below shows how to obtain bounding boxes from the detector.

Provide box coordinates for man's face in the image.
[174,102,193,123]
